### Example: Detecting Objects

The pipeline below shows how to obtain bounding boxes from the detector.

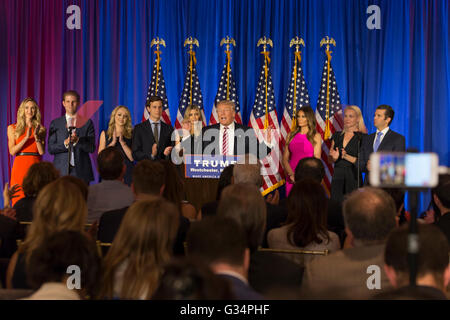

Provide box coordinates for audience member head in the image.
[233,156,262,187]
[22,178,87,262]
[27,230,101,299]
[160,160,185,213]
[286,179,330,247]
[100,198,179,299]
[343,187,397,246]
[216,164,234,200]
[15,97,43,139]
[432,174,450,215]
[107,105,132,139]
[132,160,165,197]
[375,104,394,129]
[384,224,450,291]
[152,257,234,300]
[382,188,405,225]
[294,157,325,183]
[22,162,60,197]
[186,216,249,278]
[97,147,125,181]
[59,175,88,201]
[217,184,266,252]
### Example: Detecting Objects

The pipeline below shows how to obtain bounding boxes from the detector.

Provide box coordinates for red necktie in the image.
[222,126,229,155]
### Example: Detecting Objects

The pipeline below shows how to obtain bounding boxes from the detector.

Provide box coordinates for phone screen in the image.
[377,153,437,187]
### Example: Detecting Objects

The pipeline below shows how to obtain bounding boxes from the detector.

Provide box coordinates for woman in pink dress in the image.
[282,106,322,195]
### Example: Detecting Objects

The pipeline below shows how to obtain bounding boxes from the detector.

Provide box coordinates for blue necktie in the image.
[373,132,383,152]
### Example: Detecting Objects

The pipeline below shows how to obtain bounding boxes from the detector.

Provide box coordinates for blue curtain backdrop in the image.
[1,0,449,210]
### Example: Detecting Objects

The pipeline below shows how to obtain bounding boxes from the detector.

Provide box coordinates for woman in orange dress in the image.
[7,98,46,206]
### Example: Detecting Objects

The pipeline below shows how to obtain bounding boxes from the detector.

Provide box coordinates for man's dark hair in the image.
[59,176,88,201]
[27,230,101,298]
[186,216,247,267]
[217,184,266,252]
[343,187,397,243]
[152,257,234,300]
[382,188,405,213]
[97,147,124,180]
[22,162,60,197]
[132,160,165,195]
[62,90,80,102]
[294,157,325,183]
[433,174,450,209]
[385,224,449,286]
[145,96,163,107]
[376,104,395,126]
[216,164,234,200]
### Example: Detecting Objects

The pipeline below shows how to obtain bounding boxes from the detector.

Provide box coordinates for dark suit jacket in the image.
[132,120,174,161]
[0,215,19,258]
[202,123,271,159]
[359,129,405,184]
[98,205,190,256]
[249,250,303,296]
[48,116,95,183]
[435,213,450,245]
[302,243,392,299]
[219,274,264,300]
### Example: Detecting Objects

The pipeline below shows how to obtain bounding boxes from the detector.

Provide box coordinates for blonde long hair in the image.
[20,178,87,263]
[343,105,367,134]
[106,106,133,140]
[100,198,179,299]
[286,106,318,146]
[14,98,43,139]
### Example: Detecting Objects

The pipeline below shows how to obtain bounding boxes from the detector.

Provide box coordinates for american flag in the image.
[280,54,311,151]
[143,58,171,125]
[175,56,206,129]
[315,58,344,193]
[210,62,242,124]
[249,56,284,196]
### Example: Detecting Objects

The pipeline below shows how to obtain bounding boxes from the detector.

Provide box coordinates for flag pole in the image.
[150,37,166,95]
[184,37,199,105]
[320,36,336,141]
[220,36,236,100]
[289,37,305,130]
[257,36,273,130]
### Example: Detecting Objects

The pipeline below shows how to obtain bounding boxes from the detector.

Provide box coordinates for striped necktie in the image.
[222,126,229,155]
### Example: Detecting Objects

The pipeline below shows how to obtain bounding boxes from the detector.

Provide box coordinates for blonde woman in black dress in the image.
[329,105,367,203]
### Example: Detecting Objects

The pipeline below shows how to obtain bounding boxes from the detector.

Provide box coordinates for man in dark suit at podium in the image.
[132,96,174,161]
[202,100,271,159]
[360,104,406,184]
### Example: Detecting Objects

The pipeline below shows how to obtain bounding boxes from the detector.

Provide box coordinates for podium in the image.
[176,164,219,211]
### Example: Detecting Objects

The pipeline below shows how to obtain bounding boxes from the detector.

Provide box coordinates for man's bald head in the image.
[343,187,397,244]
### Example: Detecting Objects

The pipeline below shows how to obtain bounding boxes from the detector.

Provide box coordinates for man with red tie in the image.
[201,100,271,159]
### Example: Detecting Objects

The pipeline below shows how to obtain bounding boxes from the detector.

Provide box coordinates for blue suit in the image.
[48,116,95,184]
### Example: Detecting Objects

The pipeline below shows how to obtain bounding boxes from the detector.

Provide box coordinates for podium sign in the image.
[184,154,241,178]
